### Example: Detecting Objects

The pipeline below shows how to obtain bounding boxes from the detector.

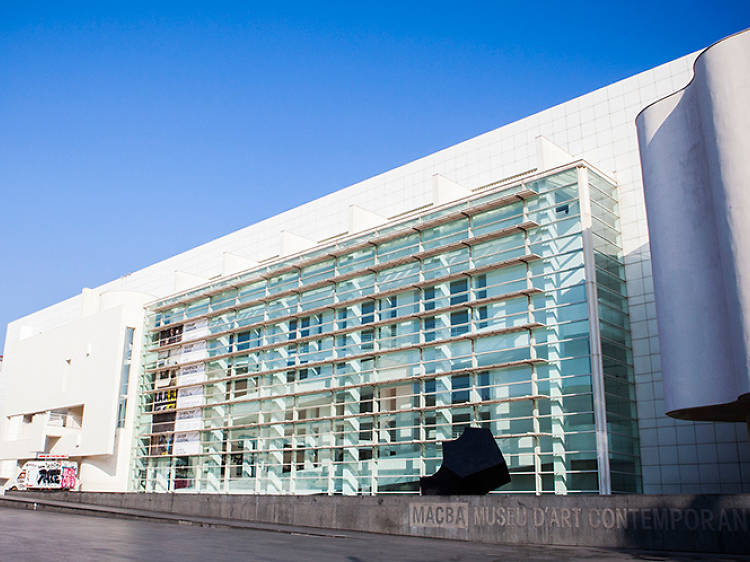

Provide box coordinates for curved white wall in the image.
[637,29,750,420]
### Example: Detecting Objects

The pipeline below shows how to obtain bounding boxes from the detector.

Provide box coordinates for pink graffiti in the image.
[61,466,77,489]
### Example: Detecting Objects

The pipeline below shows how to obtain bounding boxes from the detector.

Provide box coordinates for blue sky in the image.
[1,2,748,347]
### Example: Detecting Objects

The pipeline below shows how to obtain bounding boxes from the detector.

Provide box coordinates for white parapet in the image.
[280,230,316,257]
[174,271,208,293]
[535,136,575,171]
[432,174,471,206]
[348,204,386,233]
[222,252,258,276]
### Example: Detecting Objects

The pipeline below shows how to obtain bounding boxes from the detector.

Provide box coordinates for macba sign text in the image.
[409,502,750,533]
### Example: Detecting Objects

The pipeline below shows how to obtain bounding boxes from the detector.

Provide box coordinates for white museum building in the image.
[1,29,748,495]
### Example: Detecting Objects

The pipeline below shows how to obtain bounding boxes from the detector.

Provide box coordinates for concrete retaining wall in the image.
[12,491,750,554]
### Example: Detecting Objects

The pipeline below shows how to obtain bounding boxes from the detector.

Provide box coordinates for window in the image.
[234,378,248,398]
[299,342,309,364]
[309,313,324,335]
[155,369,174,388]
[424,287,436,311]
[380,295,397,319]
[233,329,261,352]
[451,375,470,404]
[424,414,437,439]
[424,380,436,407]
[117,327,135,428]
[230,443,245,478]
[159,325,183,346]
[361,329,374,352]
[124,328,134,360]
[236,331,250,351]
[475,306,489,330]
[477,371,491,401]
[174,456,193,490]
[450,310,469,337]
[424,317,436,342]
[452,412,472,438]
[360,388,374,413]
[450,279,468,305]
[283,444,293,473]
[286,344,297,367]
[359,421,373,441]
[361,301,375,324]
[474,274,487,300]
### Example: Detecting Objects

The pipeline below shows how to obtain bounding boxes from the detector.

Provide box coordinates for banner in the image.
[154,388,178,411]
[179,340,207,364]
[177,363,206,387]
[175,407,203,432]
[173,431,201,456]
[174,364,205,456]
[176,385,204,409]
[183,318,209,340]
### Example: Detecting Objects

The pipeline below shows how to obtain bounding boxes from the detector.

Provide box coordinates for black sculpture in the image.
[420,427,511,495]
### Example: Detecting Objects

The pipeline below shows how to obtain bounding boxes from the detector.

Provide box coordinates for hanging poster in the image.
[175,407,203,432]
[172,353,205,457]
[177,364,206,387]
[150,431,173,456]
[179,341,207,364]
[176,385,204,409]
[182,318,209,340]
[154,388,178,411]
[173,431,201,456]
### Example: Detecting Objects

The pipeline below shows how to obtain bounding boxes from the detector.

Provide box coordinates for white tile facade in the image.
[5,48,749,494]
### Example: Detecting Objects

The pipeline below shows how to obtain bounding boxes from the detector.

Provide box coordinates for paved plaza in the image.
[0,506,747,561]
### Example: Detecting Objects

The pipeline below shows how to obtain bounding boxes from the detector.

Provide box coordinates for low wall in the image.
[12,491,750,554]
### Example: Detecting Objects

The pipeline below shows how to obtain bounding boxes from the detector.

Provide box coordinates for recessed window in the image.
[450,310,469,336]
[361,302,375,324]
[450,279,468,305]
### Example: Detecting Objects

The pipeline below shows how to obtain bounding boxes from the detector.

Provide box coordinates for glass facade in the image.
[588,172,640,493]
[131,165,640,495]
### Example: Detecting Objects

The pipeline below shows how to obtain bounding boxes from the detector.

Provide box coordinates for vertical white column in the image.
[342,385,360,495]
[577,165,612,495]
[523,195,543,495]
[222,431,231,493]
[547,279,566,494]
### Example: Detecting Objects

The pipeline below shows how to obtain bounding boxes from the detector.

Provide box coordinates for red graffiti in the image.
[61,466,77,489]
